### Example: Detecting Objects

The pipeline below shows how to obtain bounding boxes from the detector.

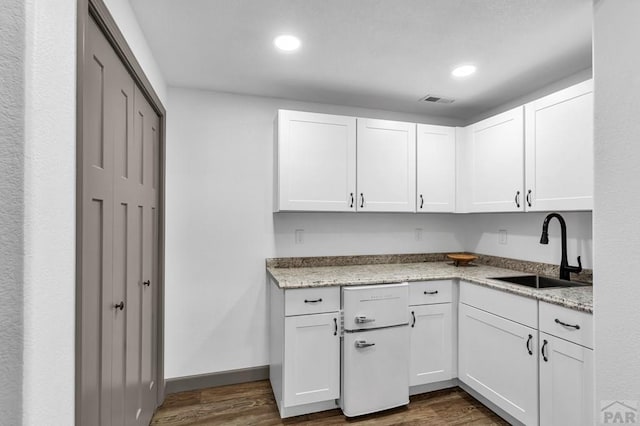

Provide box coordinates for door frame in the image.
[75,0,167,423]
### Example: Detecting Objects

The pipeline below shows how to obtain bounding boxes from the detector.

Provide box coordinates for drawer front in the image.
[459,281,538,329]
[409,280,453,306]
[539,302,593,348]
[285,287,340,316]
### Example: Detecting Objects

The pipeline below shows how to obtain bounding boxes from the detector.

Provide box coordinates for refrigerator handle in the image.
[355,315,375,324]
[355,340,376,349]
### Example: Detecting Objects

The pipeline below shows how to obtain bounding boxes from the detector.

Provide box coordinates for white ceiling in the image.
[129,0,592,121]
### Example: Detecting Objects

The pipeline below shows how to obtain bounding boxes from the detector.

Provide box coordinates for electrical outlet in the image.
[415,228,423,241]
[295,229,304,244]
[498,229,508,245]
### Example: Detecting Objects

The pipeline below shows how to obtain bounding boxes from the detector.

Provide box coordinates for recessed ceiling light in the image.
[452,64,477,78]
[274,35,301,52]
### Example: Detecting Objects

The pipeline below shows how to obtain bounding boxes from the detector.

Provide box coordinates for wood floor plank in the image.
[151,380,508,425]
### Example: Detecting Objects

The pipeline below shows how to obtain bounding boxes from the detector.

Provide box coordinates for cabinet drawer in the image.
[409,280,452,305]
[285,287,340,316]
[459,281,537,329]
[539,302,593,348]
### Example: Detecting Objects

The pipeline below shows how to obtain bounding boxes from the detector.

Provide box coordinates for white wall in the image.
[466,67,593,125]
[593,0,640,413]
[22,0,76,424]
[165,88,465,378]
[165,87,594,379]
[0,0,25,423]
[462,212,593,269]
[103,0,168,106]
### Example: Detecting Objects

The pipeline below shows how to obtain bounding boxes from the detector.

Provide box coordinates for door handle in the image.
[143,280,151,287]
[411,311,416,328]
[526,189,532,207]
[424,290,439,295]
[333,318,338,336]
[514,191,521,208]
[355,315,375,324]
[419,194,424,209]
[349,193,354,208]
[541,339,549,362]
[360,193,365,208]
[526,334,533,355]
[355,340,375,349]
[304,298,323,303]
[555,318,580,330]
[114,301,125,311]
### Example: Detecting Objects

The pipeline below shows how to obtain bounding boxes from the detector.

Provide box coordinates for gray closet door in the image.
[81,16,159,426]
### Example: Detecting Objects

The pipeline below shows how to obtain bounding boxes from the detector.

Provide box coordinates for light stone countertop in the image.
[267,261,593,313]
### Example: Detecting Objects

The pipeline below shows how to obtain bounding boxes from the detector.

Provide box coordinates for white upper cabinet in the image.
[276,110,356,212]
[524,79,593,211]
[467,106,525,212]
[357,118,416,212]
[416,124,456,212]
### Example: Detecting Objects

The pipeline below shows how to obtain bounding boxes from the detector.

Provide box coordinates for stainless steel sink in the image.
[489,275,589,289]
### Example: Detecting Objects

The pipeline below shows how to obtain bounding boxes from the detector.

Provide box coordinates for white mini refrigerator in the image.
[341,283,409,417]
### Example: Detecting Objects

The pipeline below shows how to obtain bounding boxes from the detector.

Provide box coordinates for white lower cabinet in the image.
[539,332,594,426]
[283,313,340,407]
[458,302,539,425]
[270,283,341,418]
[409,303,454,386]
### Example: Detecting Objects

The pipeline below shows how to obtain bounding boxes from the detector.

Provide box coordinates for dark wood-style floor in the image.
[150,380,508,425]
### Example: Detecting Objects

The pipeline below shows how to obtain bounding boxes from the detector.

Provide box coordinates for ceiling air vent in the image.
[419,94,455,104]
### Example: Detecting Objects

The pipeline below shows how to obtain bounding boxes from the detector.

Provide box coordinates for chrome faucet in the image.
[539,213,582,281]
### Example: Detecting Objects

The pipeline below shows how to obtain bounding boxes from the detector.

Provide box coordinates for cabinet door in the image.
[468,106,524,212]
[540,333,594,426]
[283,312,340,407]
[357,118,416,212]
[525,80,593,211]
[416,124,456,212]
[277,110,356,211]
[458,303,538,425]
[409,303,453,386]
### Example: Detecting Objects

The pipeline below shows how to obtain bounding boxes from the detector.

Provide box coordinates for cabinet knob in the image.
[114,301,125,311]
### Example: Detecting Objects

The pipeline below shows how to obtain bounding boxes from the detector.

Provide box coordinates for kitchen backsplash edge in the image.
[265,252,593,284]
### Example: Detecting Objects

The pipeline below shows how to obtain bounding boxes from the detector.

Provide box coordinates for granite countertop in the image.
[267,261,593,313]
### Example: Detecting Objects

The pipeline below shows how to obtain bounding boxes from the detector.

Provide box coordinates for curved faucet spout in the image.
[540,213,582,281]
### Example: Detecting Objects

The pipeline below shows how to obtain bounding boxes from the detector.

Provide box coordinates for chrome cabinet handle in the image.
[526,334,533,355]
[411,311,416,328]
[304,298,323,303]
[114,301,125,311]
[355,315,375,324]
[333,318,338,336]
[515,191,521,208]
[419,194,424,209]
[526,189,532,207]
[541,339,549,362]
[360,193,365,208]
[349,193,354,208]
[424,290,438,295]
[555,318,580,330]
[355,340,375,349]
